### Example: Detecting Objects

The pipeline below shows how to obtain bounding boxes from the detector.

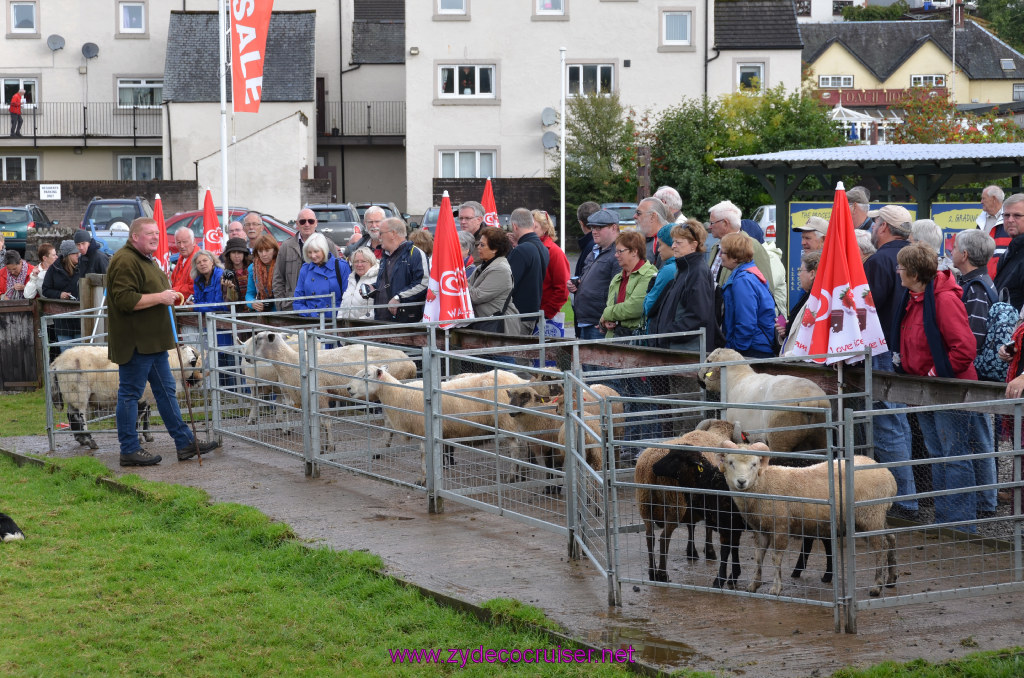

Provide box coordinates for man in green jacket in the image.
[106,217,220,467]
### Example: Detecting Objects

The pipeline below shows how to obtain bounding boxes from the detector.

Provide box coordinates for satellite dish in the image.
[82,42,99,59]
[47,34,65,51]
[541,131,559,149]
[541,107,557,126]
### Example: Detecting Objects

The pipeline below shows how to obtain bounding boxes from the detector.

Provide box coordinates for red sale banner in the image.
[231,0,274,113]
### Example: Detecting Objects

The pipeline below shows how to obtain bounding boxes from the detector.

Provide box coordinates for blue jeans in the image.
[116,349,193,455]
[871,352,917,510]
[967,411,997,513]
[577,325,605,341]
[917,410,978,531]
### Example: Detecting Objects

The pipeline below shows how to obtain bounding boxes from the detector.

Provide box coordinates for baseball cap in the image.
[793,216,828,237]
[866,204,912,227]
[586,209,619,228]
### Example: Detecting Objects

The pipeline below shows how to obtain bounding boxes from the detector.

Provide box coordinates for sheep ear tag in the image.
[696,462,704,474]
[705,371,713,379]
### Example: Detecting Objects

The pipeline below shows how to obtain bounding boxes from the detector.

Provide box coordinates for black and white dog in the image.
[1,512,25,542]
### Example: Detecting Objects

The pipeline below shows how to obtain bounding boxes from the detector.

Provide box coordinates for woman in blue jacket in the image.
[719,232,775,358]
[190,248,235,385]
[293,232,350,318]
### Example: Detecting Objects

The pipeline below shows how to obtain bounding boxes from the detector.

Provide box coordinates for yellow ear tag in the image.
[697,463,704,473]
[705,371,713,378]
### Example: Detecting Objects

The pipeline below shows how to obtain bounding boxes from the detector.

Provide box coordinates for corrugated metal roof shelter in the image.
[715,142,1024,272]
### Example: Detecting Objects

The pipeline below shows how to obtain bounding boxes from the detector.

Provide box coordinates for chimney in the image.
[953,0,964,29]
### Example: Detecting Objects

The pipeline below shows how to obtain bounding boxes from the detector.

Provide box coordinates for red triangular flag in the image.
[201,188,224,255]
[790,182,887,364]
[481,178,499,229]
[423,191,474,328]
[153,193,170,274]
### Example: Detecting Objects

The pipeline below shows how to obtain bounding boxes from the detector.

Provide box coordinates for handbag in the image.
[471,290,513,333]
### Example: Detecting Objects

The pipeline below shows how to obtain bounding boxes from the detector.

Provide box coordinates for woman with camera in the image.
[338,246,379,320]
[246,234,279,313]
[220,237,251,302]
[293,232,350,318]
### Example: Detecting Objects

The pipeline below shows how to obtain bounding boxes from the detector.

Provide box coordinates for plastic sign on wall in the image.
[231,0,274,113]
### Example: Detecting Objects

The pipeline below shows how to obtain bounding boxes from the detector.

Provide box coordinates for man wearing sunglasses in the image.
[273,207,319,311]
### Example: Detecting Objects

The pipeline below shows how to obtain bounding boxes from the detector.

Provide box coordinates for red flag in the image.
[153,193,170,274]
[481,178,499,229]
[423,191,474,328]
[790,182,886,364]
[201,188,224,255]
[231,0,274,113]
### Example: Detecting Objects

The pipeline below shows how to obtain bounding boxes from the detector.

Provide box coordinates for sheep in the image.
[633,419,744,584]
[251,331,417,445]
[649,419,749,589]
[238,333,300,424]
[50,344,203,450]
[716,445,898,597]
[346,366,535,485]
[0,512,25,542]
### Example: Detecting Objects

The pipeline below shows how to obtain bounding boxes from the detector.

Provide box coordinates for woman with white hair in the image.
[338,246,379,320]
[190,249,228,313]
[293,232,350,317]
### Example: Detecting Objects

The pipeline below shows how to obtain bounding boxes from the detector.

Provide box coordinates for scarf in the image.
[616,260,644,304]
[253,257,275,300]
[233,267,249,299]
[892,282,954,378]
[3,264,28,299]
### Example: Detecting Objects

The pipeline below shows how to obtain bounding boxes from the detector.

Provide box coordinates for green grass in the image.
[560,299,574,327]
[0,454,653,677]
[0,389,47,436]
[830,648,1024,677]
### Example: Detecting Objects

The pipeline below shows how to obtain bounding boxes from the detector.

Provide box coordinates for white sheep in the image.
[715,445,898,597]
[238,333,300,424]
[50,344,203,449]
[699,347,829,452]
[346,366,533,485]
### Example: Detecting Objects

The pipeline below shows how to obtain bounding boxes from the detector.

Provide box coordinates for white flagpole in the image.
[559,46,566,251]
[219,0,229,230]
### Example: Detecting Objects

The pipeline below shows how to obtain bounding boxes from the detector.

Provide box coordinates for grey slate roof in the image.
[717,142,1024,169]
[164,11,315,103]
[802,21,1024,81]
[352,21,405,65]
[715,0,803,50]
[354,0,403,21]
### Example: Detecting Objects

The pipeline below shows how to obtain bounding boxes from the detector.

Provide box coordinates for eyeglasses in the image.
[614,248,630,255]
[896,266,905,272]
[671,239,690,246]
[634,210,652,218]
[591,223,617,230]
[709,218,727,227]
[1004,213,1024,219]
[378,229,393,236]
[459,215,482,222]
[297,218,317,225]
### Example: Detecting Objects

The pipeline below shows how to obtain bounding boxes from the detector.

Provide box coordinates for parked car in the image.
[164,207,294,261]
[601,202,638,231]
[751,204,777,241]
[415,206,466,234]
[354,202,409,222]
[80,196,153,255]
[0,204,58,254]
[305,203,361,246]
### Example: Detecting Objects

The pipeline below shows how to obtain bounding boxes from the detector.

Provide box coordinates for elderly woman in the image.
[780,249,821,356]
[649,220,721,351]
[719,231,776,358]
[0,250,34,300]
[293,232,349,317]
[338,246,379,320]
[246,234,279,313]
[24,242,56,300]
[42,240,83,351]
[599,230,658,339]
[190,249,228,313]
[467,226,516,332]
[893,242,979,530]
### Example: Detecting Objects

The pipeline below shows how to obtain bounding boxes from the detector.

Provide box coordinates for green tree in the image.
[842,0,909,21]
[889,89,1024,144]
[978,0,1024,52]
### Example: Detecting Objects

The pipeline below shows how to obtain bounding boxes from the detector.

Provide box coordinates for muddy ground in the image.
[5,432,1024,677]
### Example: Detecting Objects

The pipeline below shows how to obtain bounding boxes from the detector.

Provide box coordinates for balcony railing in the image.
[7,102,162,141]
[317,100,405,137]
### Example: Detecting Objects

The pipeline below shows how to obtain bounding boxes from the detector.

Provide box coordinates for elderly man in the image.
[106,217,219,466]
[458,201,486,239]
[273,207,319,312]
[848,186,873,231]
[346,205,385,260]
[863,204,919,520]
[506,208,549,334]
[654,186,686,223]
[73,229,109,276]
[794,216,828,252]
[978,186,1008,279]
[994,193,1024,310]
[568,208,622,340]
[0,250,33,300]
[170,227,198,304]
[227,220,246,242]
[635,197,669,269]
[373,217,429,322]
[707,200,775,292]
[242,211,266,251]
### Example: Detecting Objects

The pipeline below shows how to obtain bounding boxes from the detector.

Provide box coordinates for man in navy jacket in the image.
[506,208,548,335]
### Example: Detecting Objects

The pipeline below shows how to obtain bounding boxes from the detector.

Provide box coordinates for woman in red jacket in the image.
[532,210,570,337]
[893,242,979,531]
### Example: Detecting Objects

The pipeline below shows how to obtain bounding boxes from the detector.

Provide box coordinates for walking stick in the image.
[168,301,203,465]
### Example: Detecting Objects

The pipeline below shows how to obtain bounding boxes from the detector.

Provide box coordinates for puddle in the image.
[368,514,415,521]
[585,623,699,665]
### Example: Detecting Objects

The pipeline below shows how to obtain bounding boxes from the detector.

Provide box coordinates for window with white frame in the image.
[118,2,146,34]
[819,75,853,88]
[911,74,946,88]
[118,155,162,180]
[2,77,37,109]
[438,0,465,14]
[439,150,495,179]
[1014,83,1024,102]
[536,0,564,14]
[1,156,38,181]
[9,1,36,33]
[567,64,614,96]
[117,78,162,108]
[663,11,691,46]
[738,63,764,91]
[439,65,495,98]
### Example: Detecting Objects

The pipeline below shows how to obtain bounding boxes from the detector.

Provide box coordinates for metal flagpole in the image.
[219,0,229,230]
[559,46,566,250]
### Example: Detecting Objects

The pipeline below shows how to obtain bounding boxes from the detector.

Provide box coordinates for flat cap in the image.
[587,209,619,228]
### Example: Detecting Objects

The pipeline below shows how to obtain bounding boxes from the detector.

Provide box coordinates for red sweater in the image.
[538,234,570,319]
[898,270,977,379]
[170,248,196,303]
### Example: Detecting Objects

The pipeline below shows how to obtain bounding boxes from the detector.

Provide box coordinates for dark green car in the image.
[0,205,57,254]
